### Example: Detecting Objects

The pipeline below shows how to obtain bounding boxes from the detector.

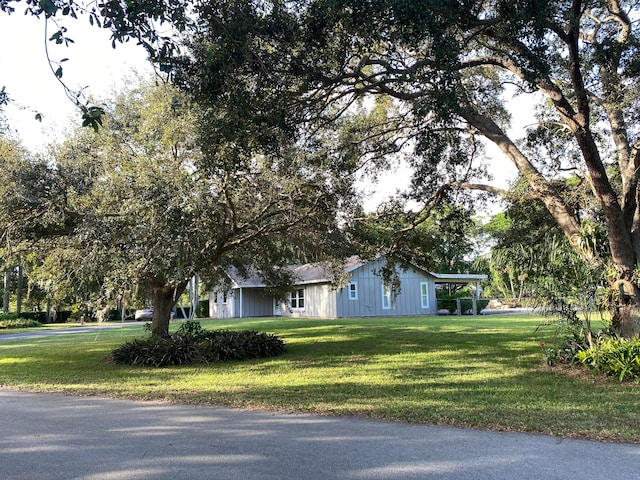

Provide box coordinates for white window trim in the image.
[420,282,429,309]
[348,282,358,300]
[382,284,391,310]
[290,288,305,310]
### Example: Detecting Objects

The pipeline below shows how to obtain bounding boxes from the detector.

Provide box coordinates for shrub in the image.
[0,313,19,322]
[436,293,489,314]
[575,338,640,381]
[46,310,72,323]
[110,322,286,367]
[540,341,583,367]
[537,299,613,367]
[0,318,42,329]
[111,336,206,367]
[198,330,288,361]
[175,320,207,341]
[18,311,48,323]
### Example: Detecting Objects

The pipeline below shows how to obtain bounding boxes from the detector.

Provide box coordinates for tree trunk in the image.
[148,277,189,338]
[16,265,23,317]
[3,269,10,314]
[463,108,640,338]
[461,110,584,250]
[612,305,640,339]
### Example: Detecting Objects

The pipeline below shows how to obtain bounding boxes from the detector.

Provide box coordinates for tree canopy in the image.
[161,0,640,336]
[6,1,640,336]
[0,79,353,336]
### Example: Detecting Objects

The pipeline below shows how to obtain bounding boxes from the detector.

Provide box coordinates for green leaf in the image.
[41,0,58,17]
[54,66,63,79]
[49,31,62,42]
[35,113,44,122]
[81,106,106,132]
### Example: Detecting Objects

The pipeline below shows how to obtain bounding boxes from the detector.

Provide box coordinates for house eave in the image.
[431,273,488,283]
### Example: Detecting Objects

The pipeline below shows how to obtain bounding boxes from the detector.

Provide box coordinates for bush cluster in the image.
[575,339,640,382]
[49,311,73,323]
[436,294,489,314]
[540,302,600,367]
[19,311,49,323]
[110,321,286,367]
[537,300,640,382]
[0,312,47,322]
[0,317,42,329]
[0,313,43,329]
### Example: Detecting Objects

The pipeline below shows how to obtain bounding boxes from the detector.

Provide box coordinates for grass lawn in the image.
[0,314,638,443]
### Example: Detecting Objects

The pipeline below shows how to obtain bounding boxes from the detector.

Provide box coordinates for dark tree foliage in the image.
[353,201,477,274]
[163,1,640,337]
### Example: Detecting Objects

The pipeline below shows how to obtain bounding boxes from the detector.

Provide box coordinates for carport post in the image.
[474,281,481,316]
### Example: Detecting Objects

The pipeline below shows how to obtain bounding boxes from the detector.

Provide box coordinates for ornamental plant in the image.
[110,321,286,367]
[576,339,640,382]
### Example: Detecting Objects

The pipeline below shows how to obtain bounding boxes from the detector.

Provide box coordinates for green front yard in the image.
[0,315,638,442]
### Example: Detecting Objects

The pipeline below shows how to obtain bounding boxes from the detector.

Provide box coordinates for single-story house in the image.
[209,257,486,319]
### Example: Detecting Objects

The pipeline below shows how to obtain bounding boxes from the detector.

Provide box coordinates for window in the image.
[420,282,429,309]
[290,288,305,309]
[348,282,358,300]
[214,291,228,304]
[382,284,391,310]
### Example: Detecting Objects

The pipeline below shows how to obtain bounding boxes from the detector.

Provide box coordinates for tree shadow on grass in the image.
[5,316,639,441]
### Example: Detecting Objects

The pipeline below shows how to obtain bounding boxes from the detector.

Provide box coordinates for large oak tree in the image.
[0,80,352,337]
[164,1,640,337]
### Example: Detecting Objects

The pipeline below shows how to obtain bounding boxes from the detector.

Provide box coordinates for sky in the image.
[0,10,153,152]
[0,9,522,213]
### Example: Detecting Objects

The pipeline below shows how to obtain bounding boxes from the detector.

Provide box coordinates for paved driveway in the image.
[1,390,639,480]
[0,322,143,342]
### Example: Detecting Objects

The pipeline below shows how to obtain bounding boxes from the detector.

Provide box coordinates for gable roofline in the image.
[290,263,331,285]
[222,256,487,290]
[344,256,487,284]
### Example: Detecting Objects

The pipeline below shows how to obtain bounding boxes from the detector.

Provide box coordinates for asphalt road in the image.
[1,390,639,480]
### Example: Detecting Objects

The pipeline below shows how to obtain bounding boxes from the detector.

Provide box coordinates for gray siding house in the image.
[209,257,486,319]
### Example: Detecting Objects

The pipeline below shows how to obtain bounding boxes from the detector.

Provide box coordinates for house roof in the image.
[291,256,366,284]
[431,273,487,283]
[226,267,267,288]
[226,256,361,288]
[290,263,330,285]
[225,257,486,289]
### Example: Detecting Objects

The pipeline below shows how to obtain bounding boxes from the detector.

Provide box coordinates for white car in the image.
[134,309,153,321]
